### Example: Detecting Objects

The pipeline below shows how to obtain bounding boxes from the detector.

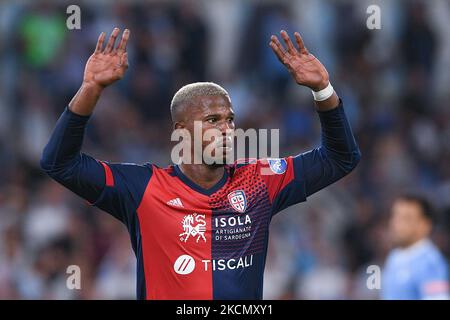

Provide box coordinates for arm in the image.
[40,28,131,207]
[296,100,361,197]
[267,31,360,213]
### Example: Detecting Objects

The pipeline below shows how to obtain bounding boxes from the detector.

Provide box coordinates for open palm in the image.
[84,28,130,88]
[270,30,329,91]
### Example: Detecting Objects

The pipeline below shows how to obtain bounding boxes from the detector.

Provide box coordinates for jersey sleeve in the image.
[91,162,152,227]
[417,254,450,300]
[41,106,152,228]
[257,157,306,215]
[258,101,361,216]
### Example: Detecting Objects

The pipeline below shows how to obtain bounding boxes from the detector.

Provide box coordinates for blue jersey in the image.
[382,239,449,300]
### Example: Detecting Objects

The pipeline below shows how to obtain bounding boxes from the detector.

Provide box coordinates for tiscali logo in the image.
[202,255,253,271]
[173,254,254,275]
[174,254,195,275]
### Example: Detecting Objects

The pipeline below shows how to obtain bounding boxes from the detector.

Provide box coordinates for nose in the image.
[219,121,234,133]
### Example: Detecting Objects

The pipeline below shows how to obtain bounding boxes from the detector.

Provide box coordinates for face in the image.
[389,199,431,248]
[174,95,235,165]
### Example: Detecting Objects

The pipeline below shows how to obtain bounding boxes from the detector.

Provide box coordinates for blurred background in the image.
[0,0,449,299]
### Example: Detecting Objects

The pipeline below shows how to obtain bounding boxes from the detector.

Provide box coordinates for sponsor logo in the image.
[202,255,253,271]
[167,197,184,207]
[179,213,207,243]
[214,214,252,241]
[267,158,287,174]
[228,190,247,213]
[174,254,254,274]
[214,214,251,228]
[174,254,195,275]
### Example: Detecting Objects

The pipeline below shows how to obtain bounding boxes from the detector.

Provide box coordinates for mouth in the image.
[214,136,233,151]
[217,146,233,154]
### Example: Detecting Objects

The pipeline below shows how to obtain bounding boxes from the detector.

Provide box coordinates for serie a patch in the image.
[267,158,287,174]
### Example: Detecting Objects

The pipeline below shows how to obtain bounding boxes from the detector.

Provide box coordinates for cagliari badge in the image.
[228,190,247,213]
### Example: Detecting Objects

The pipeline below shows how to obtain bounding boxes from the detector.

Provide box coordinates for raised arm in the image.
[40,28,133,208]
[269,30,360,201]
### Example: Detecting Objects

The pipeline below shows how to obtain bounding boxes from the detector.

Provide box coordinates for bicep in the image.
[294,146,350,198]
[45,152,106,204]
[91,162,153,226]
[264,146,356,215]
[258,157,306,215]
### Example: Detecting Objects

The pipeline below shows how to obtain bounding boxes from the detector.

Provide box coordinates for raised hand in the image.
[68,28,131,116]
[270,30,329,91]
[83,28,130,89]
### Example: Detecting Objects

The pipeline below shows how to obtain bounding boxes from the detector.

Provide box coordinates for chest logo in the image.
[167,197,184,208]
[179,213,207,243]
[173,254,195,275]
[228,190,247,213]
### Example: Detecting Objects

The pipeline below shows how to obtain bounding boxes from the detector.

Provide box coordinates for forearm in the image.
[40,27,130,203]
[317,99,360,164]
[68,82,103,116]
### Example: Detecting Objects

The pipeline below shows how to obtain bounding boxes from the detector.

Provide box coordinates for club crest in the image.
[228,190,247,213]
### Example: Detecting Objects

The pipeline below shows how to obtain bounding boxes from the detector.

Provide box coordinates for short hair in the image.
[396,193,435,223]
[170,82,230,121]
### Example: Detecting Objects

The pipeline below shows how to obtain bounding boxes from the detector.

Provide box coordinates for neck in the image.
[178,163,225,190]
[399,237,428,250]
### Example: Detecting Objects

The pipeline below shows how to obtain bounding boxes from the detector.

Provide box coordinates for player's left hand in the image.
[270,30,329,91]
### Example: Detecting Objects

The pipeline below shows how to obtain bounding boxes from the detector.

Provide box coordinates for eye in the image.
[207,118,217,124]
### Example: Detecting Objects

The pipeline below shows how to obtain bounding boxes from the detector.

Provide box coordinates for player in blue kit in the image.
[382,194,449,300]
[40,27,360,299]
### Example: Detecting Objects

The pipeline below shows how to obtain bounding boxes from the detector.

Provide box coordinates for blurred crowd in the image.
[0,0,449,299]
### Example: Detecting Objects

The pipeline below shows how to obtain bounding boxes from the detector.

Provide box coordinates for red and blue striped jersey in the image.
[41,101,360,299]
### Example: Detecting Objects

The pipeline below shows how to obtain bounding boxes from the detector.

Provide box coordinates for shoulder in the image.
[101,161,154,175]
[229,157,292,176]
[385,249,401,265]
[148,163,176,177]
[97,161,155,188]
[420,242,448,269]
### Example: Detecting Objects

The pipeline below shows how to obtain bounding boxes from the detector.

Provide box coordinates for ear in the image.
[173,121,185,131]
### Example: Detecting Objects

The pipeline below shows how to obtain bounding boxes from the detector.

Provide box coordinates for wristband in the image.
[311,82,334,101]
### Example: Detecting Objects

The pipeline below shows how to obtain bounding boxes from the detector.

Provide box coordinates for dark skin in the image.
[68,28,339,190]
[174,95,235,190]
[69,27,129,115]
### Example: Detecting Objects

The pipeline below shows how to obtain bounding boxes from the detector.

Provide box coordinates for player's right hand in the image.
[83,28,130,89]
